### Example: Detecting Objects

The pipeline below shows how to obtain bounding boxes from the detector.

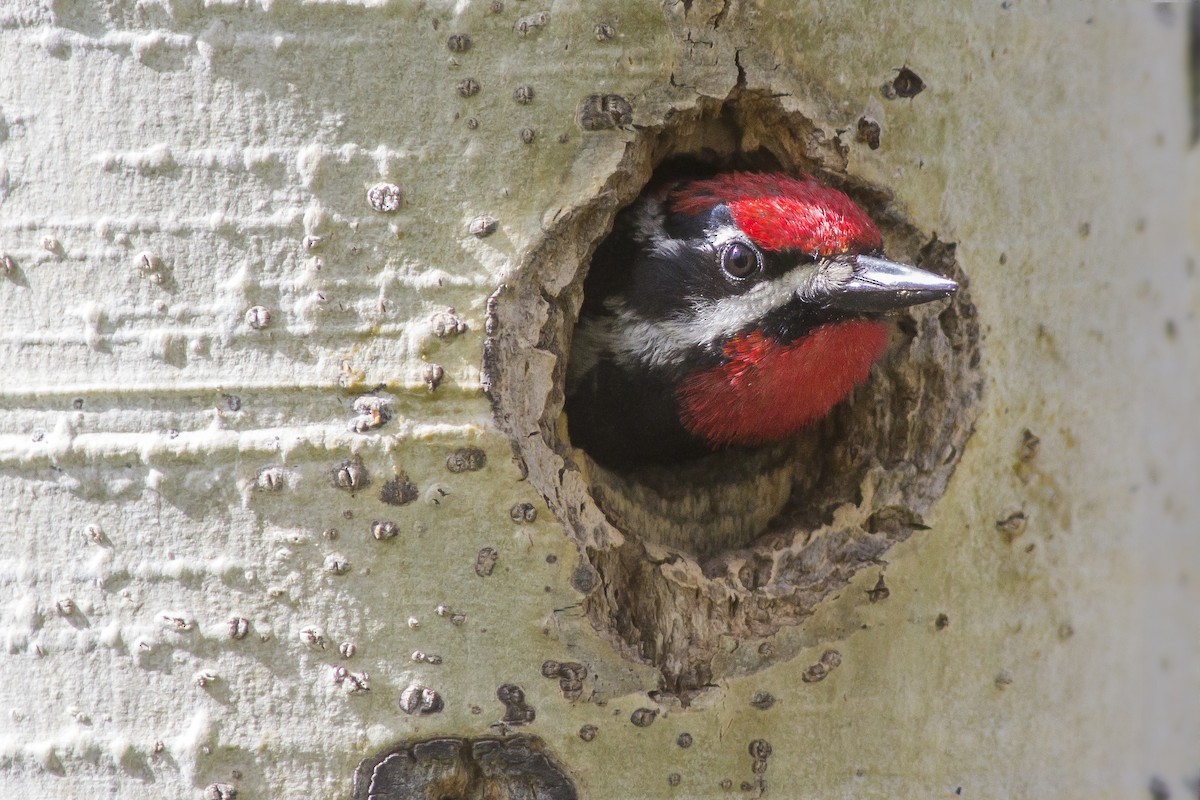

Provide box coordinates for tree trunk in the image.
[1,2,1195,798]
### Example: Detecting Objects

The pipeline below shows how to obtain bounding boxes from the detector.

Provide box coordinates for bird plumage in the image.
[566,171,956,468]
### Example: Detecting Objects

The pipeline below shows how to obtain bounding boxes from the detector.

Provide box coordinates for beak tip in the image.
[906,277,957,305]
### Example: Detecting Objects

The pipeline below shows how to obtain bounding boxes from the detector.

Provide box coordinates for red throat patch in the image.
[677,321,890,448]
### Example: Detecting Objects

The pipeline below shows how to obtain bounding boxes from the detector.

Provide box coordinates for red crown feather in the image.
[667,172,882,256]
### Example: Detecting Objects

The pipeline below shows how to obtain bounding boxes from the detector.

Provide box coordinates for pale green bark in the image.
[0,1,1195,798]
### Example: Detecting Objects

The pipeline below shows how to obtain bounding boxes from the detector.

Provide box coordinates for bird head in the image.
[567,171,957,465]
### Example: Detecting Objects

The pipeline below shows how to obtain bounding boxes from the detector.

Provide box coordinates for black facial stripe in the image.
[661,209,711,241]
[627,244,731,318]
[757,300,860,345]
[759,250,816,280]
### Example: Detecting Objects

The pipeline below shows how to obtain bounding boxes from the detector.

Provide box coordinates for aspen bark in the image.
[0,2,1196,798]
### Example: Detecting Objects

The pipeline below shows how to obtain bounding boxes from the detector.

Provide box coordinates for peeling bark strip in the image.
[484,90,983,692]
[352,736,577,800]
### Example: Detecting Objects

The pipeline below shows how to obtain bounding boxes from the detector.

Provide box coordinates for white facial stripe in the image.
[587,259,855,371]
[691,266,816,342]
[708,224,746,250]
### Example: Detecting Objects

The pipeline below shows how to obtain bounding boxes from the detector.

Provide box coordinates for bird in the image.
[565,171,958,468]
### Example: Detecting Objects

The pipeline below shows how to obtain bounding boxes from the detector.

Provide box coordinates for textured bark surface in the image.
[0,2,1196,799]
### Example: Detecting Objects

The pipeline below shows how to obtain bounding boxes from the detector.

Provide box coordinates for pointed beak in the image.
[825,254,958,313]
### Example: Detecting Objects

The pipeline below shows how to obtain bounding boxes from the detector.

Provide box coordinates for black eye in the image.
[721,241,760,279]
